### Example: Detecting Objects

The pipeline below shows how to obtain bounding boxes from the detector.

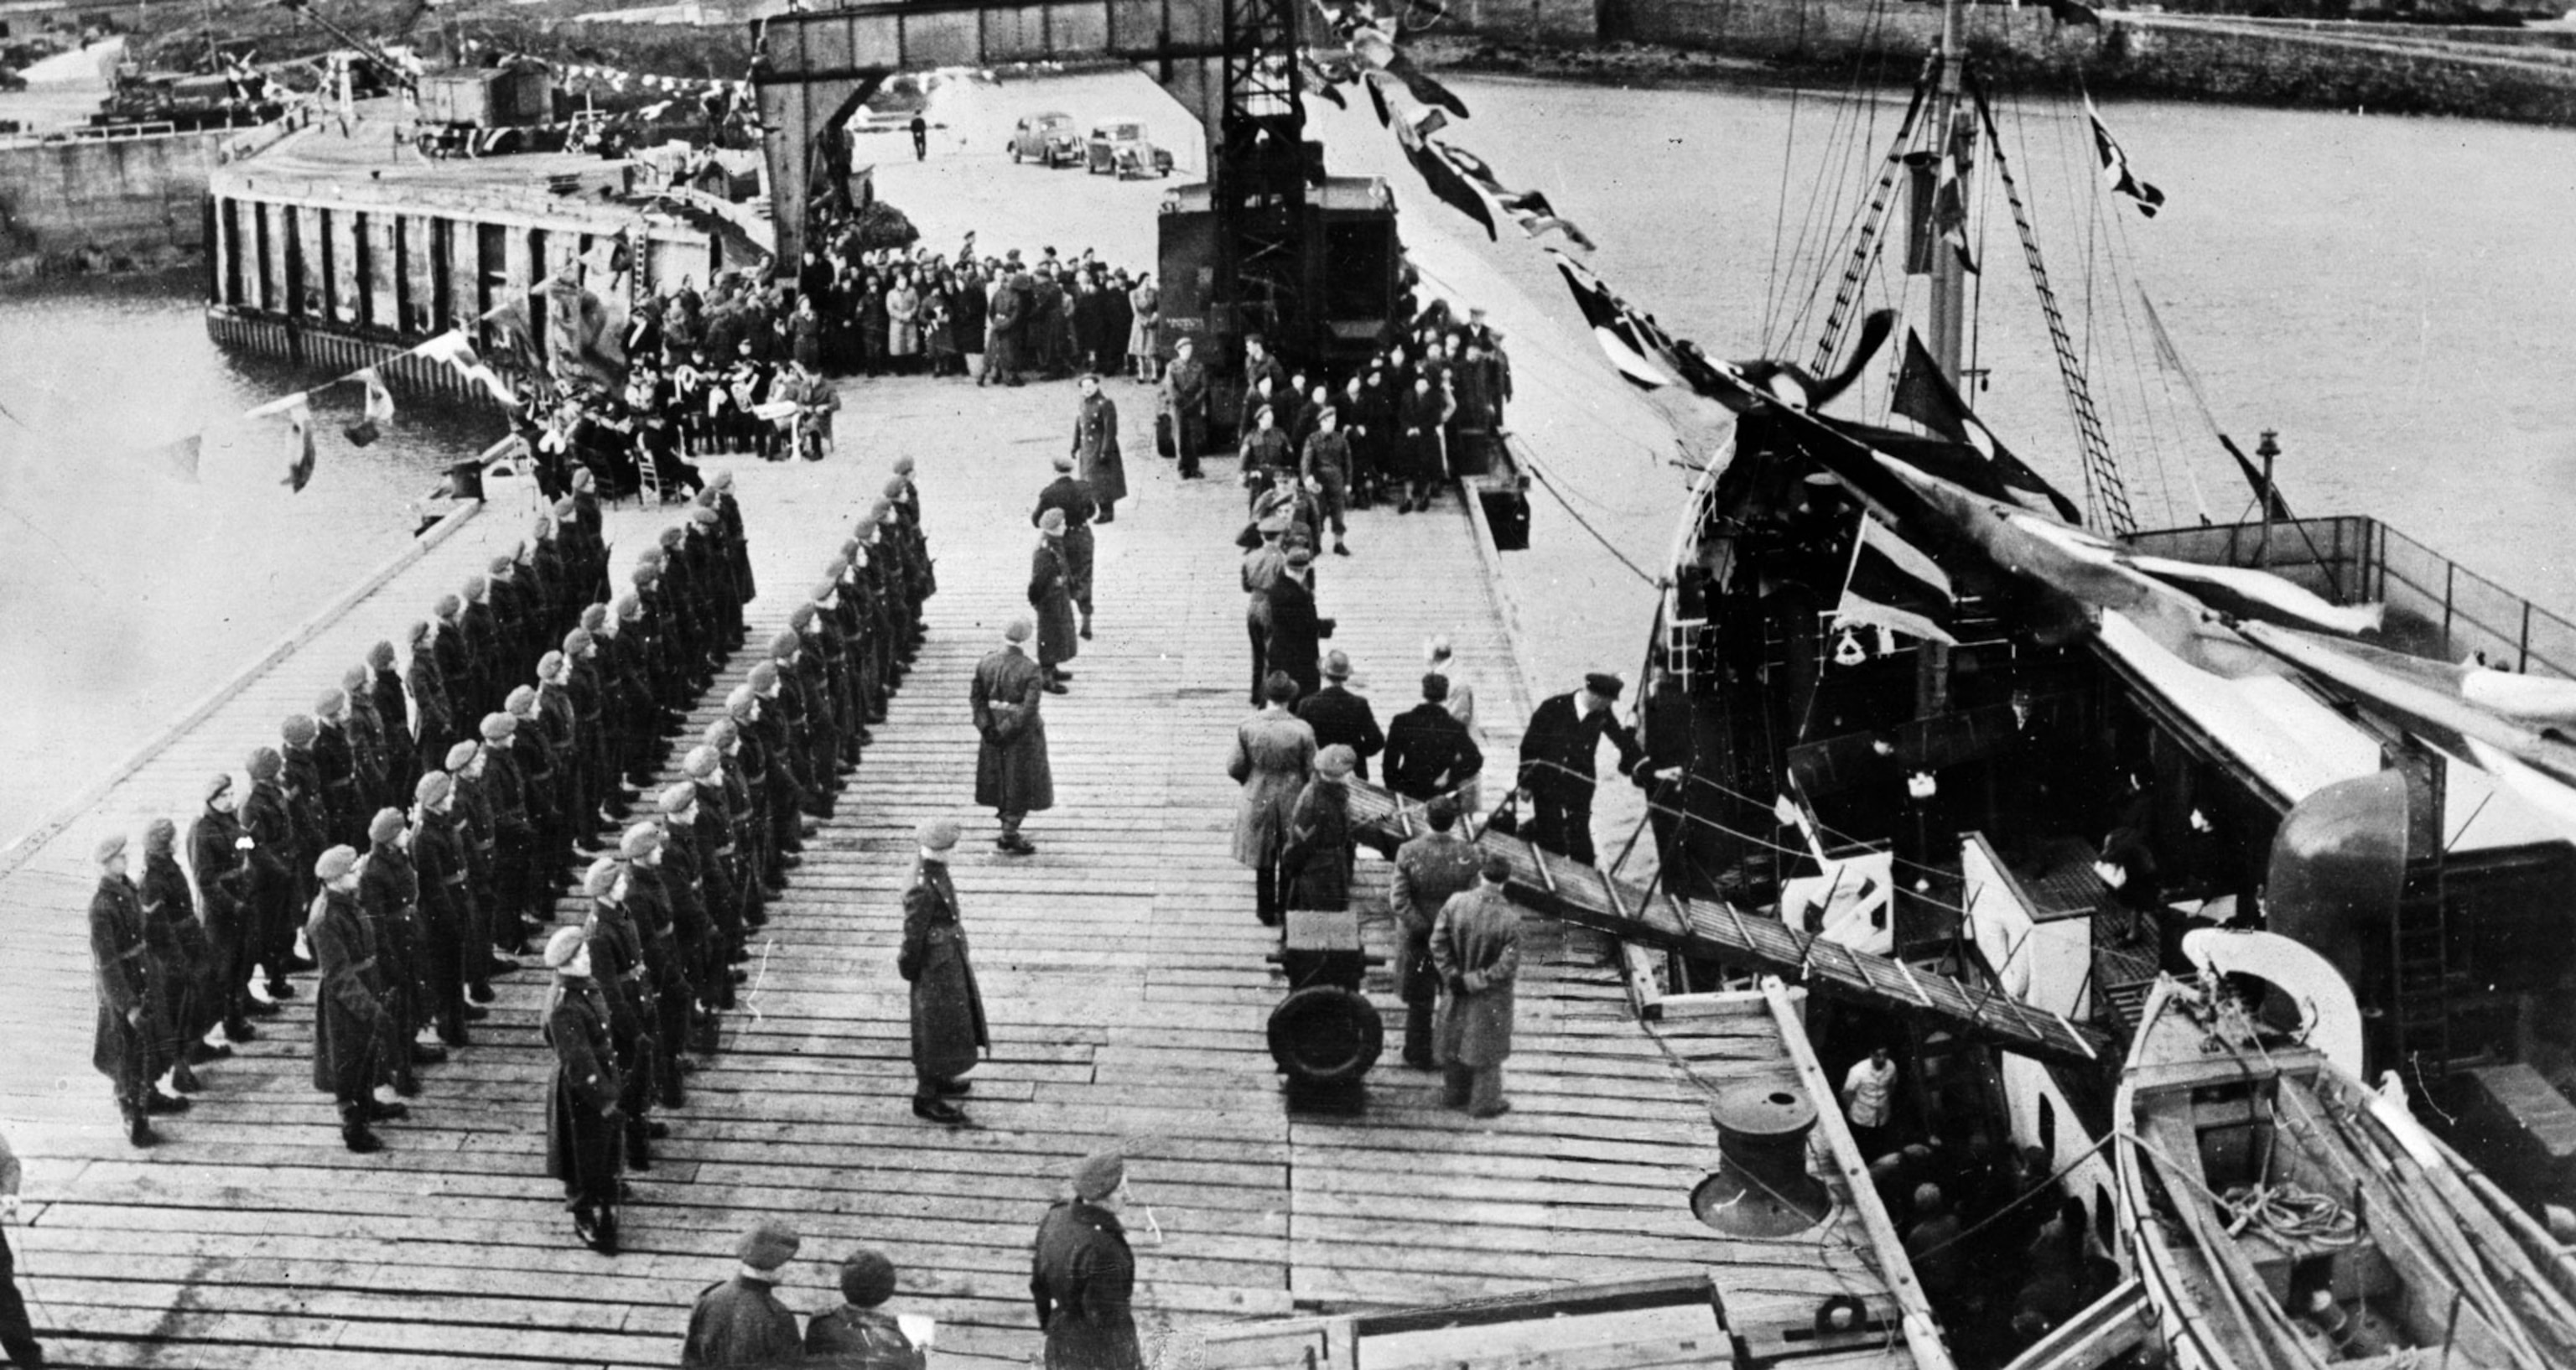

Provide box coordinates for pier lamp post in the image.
[2255,429,2282,568]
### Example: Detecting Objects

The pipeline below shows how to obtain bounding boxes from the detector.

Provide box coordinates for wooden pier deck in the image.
[0,373,1914,1367]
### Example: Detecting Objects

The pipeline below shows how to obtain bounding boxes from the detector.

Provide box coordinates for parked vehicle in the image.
[1083,117,1172,179]
[1005,111,1078,167]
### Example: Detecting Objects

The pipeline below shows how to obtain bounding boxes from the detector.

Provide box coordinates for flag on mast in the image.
[1833,515,1959,646]
[2085,96,2165,218]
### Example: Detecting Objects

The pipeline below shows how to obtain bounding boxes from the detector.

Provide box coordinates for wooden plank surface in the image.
[0,371,1909,1367]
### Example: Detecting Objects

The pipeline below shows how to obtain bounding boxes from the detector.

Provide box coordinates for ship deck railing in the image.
[2127,514,2576,680]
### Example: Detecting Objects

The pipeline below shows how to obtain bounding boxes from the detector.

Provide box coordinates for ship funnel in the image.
[2267,769,2410,998]
[1692,1083,1832,1236]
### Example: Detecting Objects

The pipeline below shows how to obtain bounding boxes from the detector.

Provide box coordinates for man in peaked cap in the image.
[901,819,984,1125]
[1032,453,1100,642]
[1031,507,1078,693]
[973,619,1053,857]
[1031,1148,1143,1368]
[1242,511,1291,705]
[1514,673,1644,867]
[92,833,174,1146]
[309,843,402,1152]
[683,1219,802,1366]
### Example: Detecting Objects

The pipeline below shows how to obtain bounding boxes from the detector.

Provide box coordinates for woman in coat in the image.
[1030,511,1079,690]
[541,926,623,1253]
[1228,672,1317,926]
[856,274,888,376]
[899,819,986,1125]
[1394,373,1450,514]
[885,270,922,371]
[1282,745,1358,914]
[1126,274,1160,381]
[972,620,1054,856]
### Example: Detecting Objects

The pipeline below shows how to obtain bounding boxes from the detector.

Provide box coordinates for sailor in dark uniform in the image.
[1514,672,1644,867]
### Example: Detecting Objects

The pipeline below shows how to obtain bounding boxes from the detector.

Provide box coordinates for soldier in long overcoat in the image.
[1033,456,1099,636]
[309,844,398,1152]
[1031,1149,1144,1370]
[138,818,213,1093]
[189,774,258,1045]
[91,834,164,1146]
[1282,745,1358,914]
[1071,374,1127,521]
[899,820,986,1125]
[540,925,623,1253]
[1161,336,1208,478]
[1031,511,1079,690]
[973,621,1054,857]
[1265,547,1332,704]
[1431,854,1522,1119]
[1228,674,1317,926]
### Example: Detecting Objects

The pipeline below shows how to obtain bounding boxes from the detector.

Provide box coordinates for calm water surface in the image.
[3,72,2573,843]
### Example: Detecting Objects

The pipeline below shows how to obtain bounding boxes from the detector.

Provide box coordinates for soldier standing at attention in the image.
[1031,509,1078,694]
[684,1220,804,1367]
[1072,372,1126,525]
[1389,798,1482,1071]
[0,1126,47,1370]
[1514,672,1644,867]
[309,844,401,1153]
[541,925,624,1255]
[1432,854,1523,1119]
[972,620,1054,857]
[1031,1149,1145,1370]
[92,833,176,1147]
[1032,454,1099,643]
[189,773,263,1046]
[901,819,987,1125]
[1160,335,1208,479]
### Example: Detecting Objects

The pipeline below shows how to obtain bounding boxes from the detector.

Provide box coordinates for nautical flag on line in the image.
[281,398,316,493]
[1550,253,1677,390]
[413,330,517,406]
[146,433,201,484]
[2086,98,2164,218]
[344,367,394,446]
[1890,330,2081,522]
[1394,117,1496,241]
[1834,515,1959,646]
[1495,188,1597,251]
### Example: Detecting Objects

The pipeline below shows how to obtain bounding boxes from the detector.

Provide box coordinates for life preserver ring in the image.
[1267,985,1383,1085]
[1815,1295,1869,1335]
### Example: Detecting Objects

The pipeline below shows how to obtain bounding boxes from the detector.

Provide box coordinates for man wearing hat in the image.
[684,1220,804,1366]
[1030,1149,1143,1369]
[357,807,439,1098]
[239,745,304,1003]
[541,925,623,1254]
[411,771,480,1047]
[972,620,1055,858]
[1031,509,1078,693]
[1514,675,1643,867]
[92,833,174,1147]
[442,739,502,1000]
[432,593,478,724]
[478,713,541,951]
[1159,335,1208,478]
[1431,852,1523,1118]
[1032,455,1099,641]
[583,857,664,1170]
[190,772,263,1045]
[138,817,217,1096]
[1295,650,1384,784]
[619,823,693,1110]
[280,714,331,942]
[1381,673,1483,806]
[1231,672,1319,927]
[340,664,393,814]
[408,620,456,780]
[1390,798,1483,1070]
[1264,546,1333,705]
[1284,745,1360,916]
[805,1248,922,1367]
[1241,514,1291,705]
[900,819,986,1124]
[1071,372,1126,525]
[460,574,506,716]
[309,844,402,1152]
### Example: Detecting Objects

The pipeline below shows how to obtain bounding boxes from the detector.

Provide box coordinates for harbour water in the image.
[4,68,2573,846]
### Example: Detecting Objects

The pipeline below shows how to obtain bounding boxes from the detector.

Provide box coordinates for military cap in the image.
[246,745,283,781]
[366,807,407,845]
[787,602,816,631]
[917,817,961,852]
[620,824,662,859]
[1316,744,1358,780]
[658,526,684,549]
[488,554,515,577]
[1052,452,1074,473]
[462,573,487,599]
[415,771,454,807]
[711,468,735,490]
[408,619,434,646]
[506,684,538,715]
[658,782,696,816]
[314,844,358,882]
[1038,506,1066,534]
[1322,650,1352,681]
[839,538,861,562]
[543,925,589,970]
[279,714,316,747]
[573,468,597,492]
[748,662,781,693]
[1072,1149,1125,1201]
[1285,545,1315,568]
[564,628,595,656]
[864,497,891,525]
[552,496,578,518]
[615,594,642,622]
[94,832,127,864]
[479,713,517,743]
[736,1220,802,1272]
[824,557,851,582]
[145,817,177,852]
[313,688,347,719]
[1583,672,1625,700]
[340,663,369,693]
[725,684,758,719]
[706,717,741,748]
[204,771,234,804]
[839,1250,897,1308]
[1256,511,1291,536]
[638,544,667,568]
[891,455,915,475]
[444,739,480,771]
[538,651,566,681]
[631,563,662,588]
[811,581,839,606]
[683,745,721,780]
[770,630,801,660]
[532,514,555,540]
[434,594,462,620]
[580,604,608,631]
[875,475,906,501]
[582,858,622,900]
[689,506,719,527]
[367,640,396,669]
[1004,617,1033,644]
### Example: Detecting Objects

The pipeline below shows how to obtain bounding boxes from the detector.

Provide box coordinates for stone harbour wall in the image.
[0,127,227,278]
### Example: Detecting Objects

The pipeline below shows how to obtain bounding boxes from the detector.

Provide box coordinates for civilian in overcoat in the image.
[1228,674,1317,925]
[1431,855,1522,1118]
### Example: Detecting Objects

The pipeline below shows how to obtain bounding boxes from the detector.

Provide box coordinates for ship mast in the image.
[1928,0,1970,389]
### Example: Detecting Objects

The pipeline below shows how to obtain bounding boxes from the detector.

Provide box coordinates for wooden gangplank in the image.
[0,370,1914,1368]
[1343,783,2109,1066]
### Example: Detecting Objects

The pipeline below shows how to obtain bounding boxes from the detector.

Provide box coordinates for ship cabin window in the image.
[2037,1097,2057,1167]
